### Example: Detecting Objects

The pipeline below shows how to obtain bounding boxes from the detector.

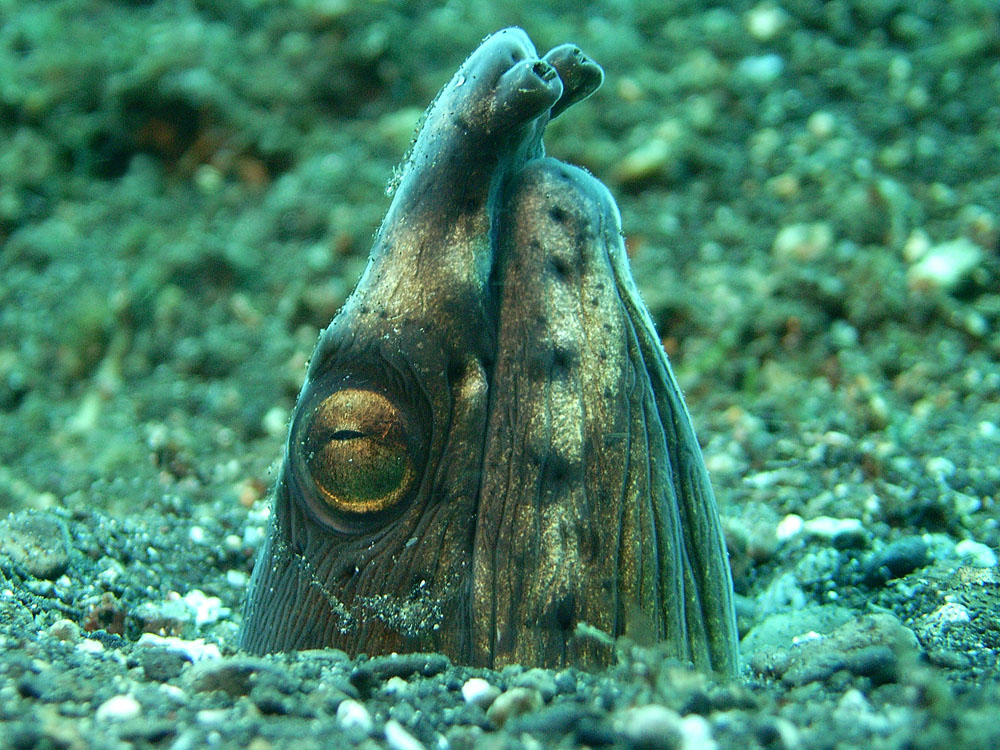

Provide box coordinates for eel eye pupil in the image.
[331,429,365,441]
[303,389,416,515]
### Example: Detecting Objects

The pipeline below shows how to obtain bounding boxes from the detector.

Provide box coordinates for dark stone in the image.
[865,536,929,585]
[575,716,617,746]
[554,669,577,694]
[251,686,292,715]
[138,647,190,682]
[118,720,177,742]
[7,724,43,750]
[17,672,56,700]
[348,665,377,697]
[366,652,451,680]
[0,511,71,580]
[844,645,898,684]
[506,702,598,736]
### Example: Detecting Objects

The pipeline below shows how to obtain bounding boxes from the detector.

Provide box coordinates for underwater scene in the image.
[1,1,998,748]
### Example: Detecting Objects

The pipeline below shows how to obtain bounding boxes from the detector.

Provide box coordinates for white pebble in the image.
[807,110,836,139]
[382,676,410,696]
[137,633,221,662]
[926,602,970,625]
[337,699,373,732]
[188,526,206,544]
[485,687,543,728]
[47,618,81,642]
[679,714,717,750]
[955,539,998,567]
[180,589,228,626]
[772,222,833,262]
[461,677,500,709]
[95,694,141,722]
[263,406,289,439]
[978,421,998,439]
[226,569,249,587]
[776,514,804,541]
[737,54,784,85]
[907,237,982,292]
[746,3,788,41]
[925,456,956,480]
[617,704,682,746]
[77,639,105,655]
[803,516,864,539]
[385,719,426,750]
[195,709,228,726]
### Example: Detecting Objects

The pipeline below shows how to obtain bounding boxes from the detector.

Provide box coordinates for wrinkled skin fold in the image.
[240,28,738,677]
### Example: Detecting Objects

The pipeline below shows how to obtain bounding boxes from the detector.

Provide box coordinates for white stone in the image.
[137,633,222,662]
[195,709,228,726]
[337,699,373,732]
[77,639,105,654]
[925,456,956,480]
[385,719,426,750]
[382,676,410,696]
[226,569,249,587]
[461,677,500,709]
[95,694,141,722]
[679,714,717,750]
[263,406,289,439]
[737,54,784,85]
[180,590,229,626]
[908,237,982,292]
[955,539,998,567]
[927,602,970,625]
[617,704,682,746]
[776,514,804,541]
[791,630,823,645]
[803,516,864,539]
[807,110,836,139]
[773,222,833,262]
[746,3,788,41]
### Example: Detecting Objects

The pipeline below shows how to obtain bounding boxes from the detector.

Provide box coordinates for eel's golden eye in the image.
[303,389,415,514]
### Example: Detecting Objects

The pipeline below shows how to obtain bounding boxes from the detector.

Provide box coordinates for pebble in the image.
[736,54,784,85]
[749,613,917,686]
[907,236,982,292]
[139,646,191,682]
[801,516,867,547]
[865,536,929,584]
[95,694,142,722]
[954,539,998,567]
[187,657,293,697]
[461,677,500,710]
[137,633,221,662]
[384,719,426,750]
[47,618,81,642]
[745,2,788,41]
[616,704,683,749]
[776,514,804,541]
[77,638,105,654]
[772,222,833,262]
[0,511,71,580]
[365,652,450,681]
[511,667,558,702]
[486,687,544,728]
[616,138,673,183]
[337,699,374,732]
